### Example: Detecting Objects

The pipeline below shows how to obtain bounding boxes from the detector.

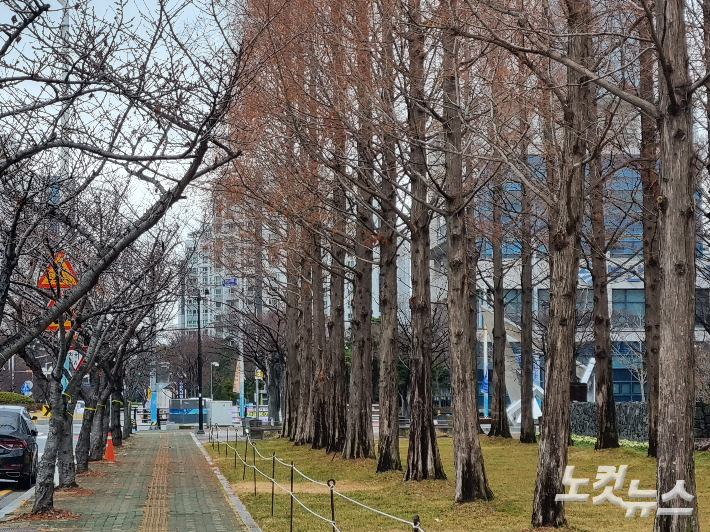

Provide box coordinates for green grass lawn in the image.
[205,434,710,532]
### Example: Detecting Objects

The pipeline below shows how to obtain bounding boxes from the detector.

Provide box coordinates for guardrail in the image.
[208,424,425,532]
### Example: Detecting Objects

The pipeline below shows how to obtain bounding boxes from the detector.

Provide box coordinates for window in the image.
[504,289,522,324]
[696,288,710,328]
[610,237,643,258]
[612,289,645,327]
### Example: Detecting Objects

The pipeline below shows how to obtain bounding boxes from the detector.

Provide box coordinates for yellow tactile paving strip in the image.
[138,433,170,532]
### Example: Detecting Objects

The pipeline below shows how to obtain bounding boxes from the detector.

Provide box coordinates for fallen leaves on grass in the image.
[7,509,79,521]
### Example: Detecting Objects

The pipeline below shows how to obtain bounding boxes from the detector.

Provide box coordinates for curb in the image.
[190,433,262,532]
[0,487,34,521]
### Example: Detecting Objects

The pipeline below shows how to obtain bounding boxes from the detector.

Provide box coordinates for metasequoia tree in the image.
[440,0,492,501]
[466,0,702,526]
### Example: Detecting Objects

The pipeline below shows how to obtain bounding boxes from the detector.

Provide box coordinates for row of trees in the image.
[209,0,709,530]
[0,0,275,515]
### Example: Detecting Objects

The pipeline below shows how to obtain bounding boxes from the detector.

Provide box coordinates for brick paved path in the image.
[0,431,247,532]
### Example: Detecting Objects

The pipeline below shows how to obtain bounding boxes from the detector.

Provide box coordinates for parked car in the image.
[0,406,38,489]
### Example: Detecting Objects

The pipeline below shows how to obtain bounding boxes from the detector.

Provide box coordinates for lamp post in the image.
[197,291,205,434]
[210,362,219,401]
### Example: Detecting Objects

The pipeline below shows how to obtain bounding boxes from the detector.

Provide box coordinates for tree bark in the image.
[588,113,619,450]
[111,374,124,447]
[281,242,300,440]
[76,367,100,474]
[442,12,492,501]
[531,1,589,525]
[57,401,78,488]
[403,0,445,481]
[638,18,661,460]
[312,236,329,449]
[294,248,314,445]
[653,0,698,527]
[327,184,347,455]
[342,190,376,460]
[376,123,401,472]
[33,379,64,512]
[519,180,536,444]
[489,177,512,438]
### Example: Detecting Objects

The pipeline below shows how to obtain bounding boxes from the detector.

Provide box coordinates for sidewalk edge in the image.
[190,433,262,532]
[0,487,34,521]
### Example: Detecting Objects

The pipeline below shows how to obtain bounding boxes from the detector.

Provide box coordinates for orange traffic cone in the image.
[104,431,115,461]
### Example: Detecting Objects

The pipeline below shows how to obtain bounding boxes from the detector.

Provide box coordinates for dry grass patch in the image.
[206,436,709,532]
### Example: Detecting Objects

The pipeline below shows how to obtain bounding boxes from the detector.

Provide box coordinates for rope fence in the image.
[207,424,425,532]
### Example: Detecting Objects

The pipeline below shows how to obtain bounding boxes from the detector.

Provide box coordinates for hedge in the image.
[0,391,34,404]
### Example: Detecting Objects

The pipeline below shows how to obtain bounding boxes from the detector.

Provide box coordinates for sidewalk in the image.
[0,431,249,532]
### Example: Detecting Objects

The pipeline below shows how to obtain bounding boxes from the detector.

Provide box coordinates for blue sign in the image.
[222,278,238,287]
[480,375,488,394]
[178,381,185,399]
[20,382,31,394]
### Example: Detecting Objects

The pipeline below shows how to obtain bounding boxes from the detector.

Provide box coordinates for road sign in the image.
[20,381,32,395]
[37,252,78,290]
[222,278,238,287]
[480,375,489,393]
[67,349,84,372]
[255,369,264,379]
[45,299,75,331]
[42,404,51,416]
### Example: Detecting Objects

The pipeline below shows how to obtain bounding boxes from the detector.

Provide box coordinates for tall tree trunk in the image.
[33,379,64,512]
[281,244,300,440]
[111,373,124,447]
[312,236,329,449]
[588,112,618,450]
[376,10,401,471]
[403,0,445,481]
[654,0,698,527]
[376,129,401,472]
[294,249,314,445]
[519,180,536,444]
[531,0,589,525]
[57,400,78,488]
[89,384,112,461]
[489,178,511,438]
[639,15,661,461]
[267,355,283,424]
[76,367,99,474]
[443,12,492,501]
[467,206,484,435]
[327,185,347,455]
[342,191,376,459]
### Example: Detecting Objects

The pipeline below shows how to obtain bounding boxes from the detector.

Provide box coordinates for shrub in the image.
[0,392,34,405]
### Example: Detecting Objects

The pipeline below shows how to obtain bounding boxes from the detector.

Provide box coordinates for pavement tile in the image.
[0,431,247,532]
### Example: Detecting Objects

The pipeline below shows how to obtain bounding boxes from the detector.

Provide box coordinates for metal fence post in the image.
[327,479,336,532]
[412,514,420,531]
[290,461,294,532]
[271,452,276,516]
[253,443,257,496]
[243,438,248,480]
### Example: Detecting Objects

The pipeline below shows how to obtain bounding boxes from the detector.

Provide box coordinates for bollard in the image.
[225,428,228,457]
[243,438,248,480]
[271,452,276,516]
[327,479,336,532]
[290,461,294,532]
[253,443,257,496]
[234,442,237,469]
[412,514,420,531]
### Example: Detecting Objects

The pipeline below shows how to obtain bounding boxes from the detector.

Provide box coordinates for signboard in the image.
[20,381,32,396]
[177,381,185,399]
[222,278,238,287]
[230,406,240,424]
[38,252,78,290]
[480,375,489,393]
[67,349,84,372]
[45,300,74,331]
[255,369,264,379]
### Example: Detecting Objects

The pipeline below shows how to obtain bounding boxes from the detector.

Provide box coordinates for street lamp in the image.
[210,362,219,401]
[196,289,208,435]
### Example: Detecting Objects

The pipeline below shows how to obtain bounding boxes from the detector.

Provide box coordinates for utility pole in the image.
[197,292,204,434]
